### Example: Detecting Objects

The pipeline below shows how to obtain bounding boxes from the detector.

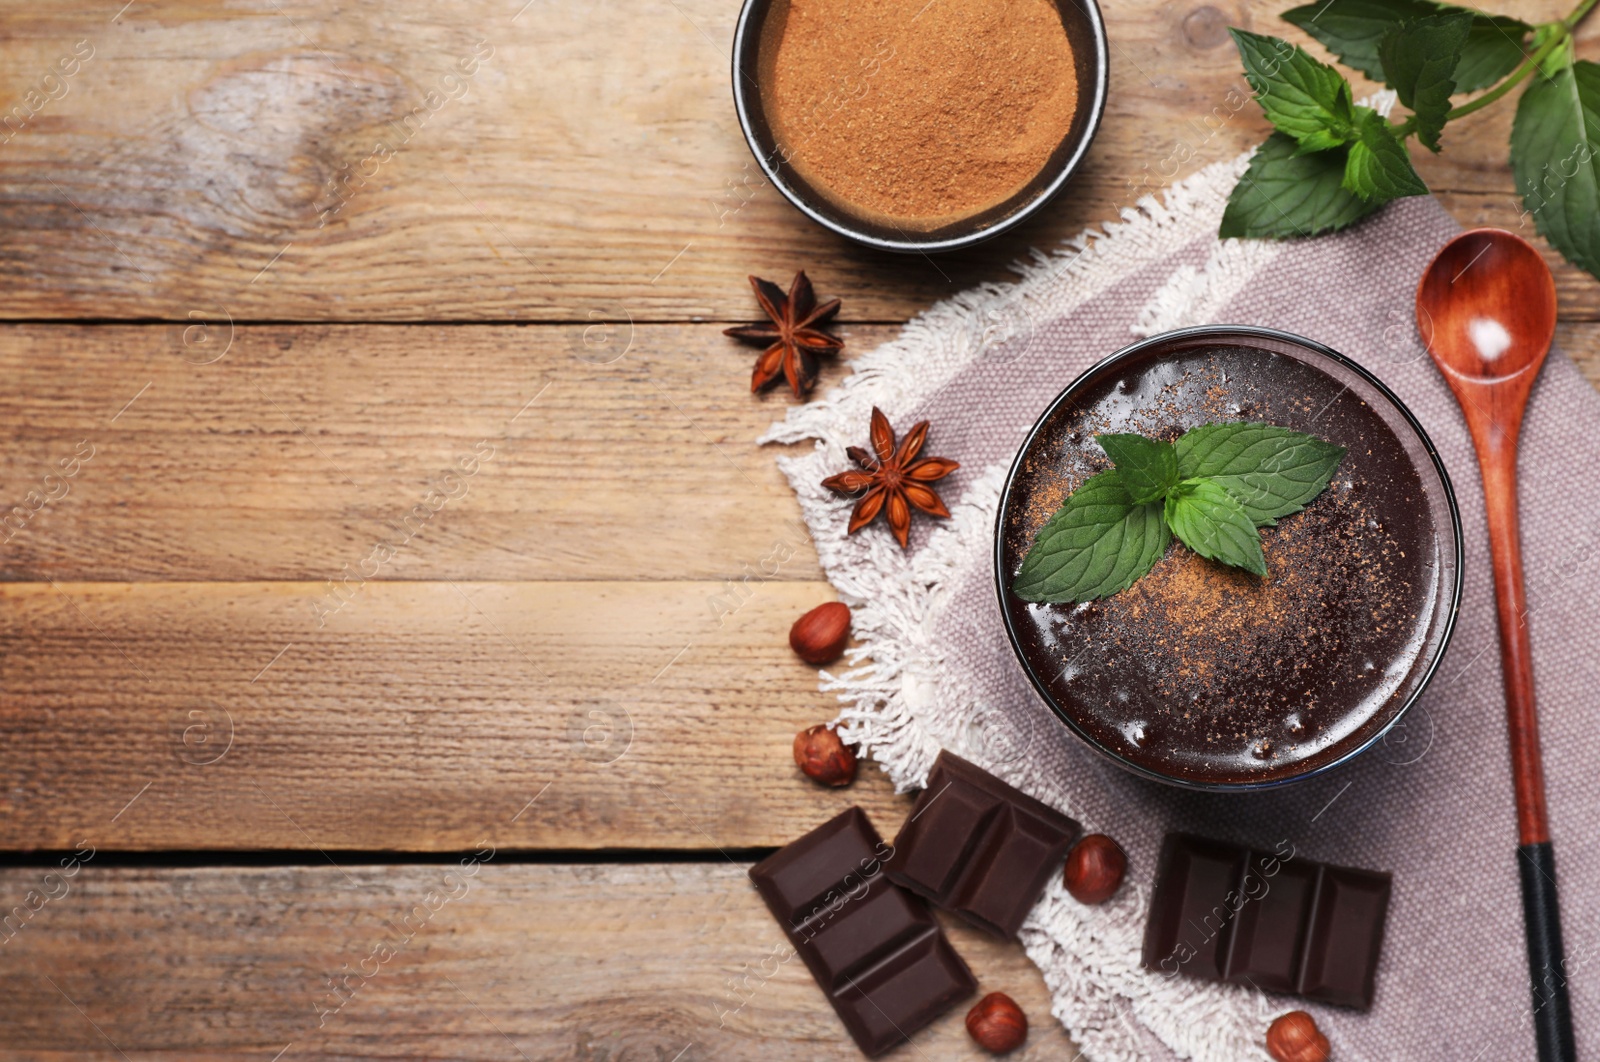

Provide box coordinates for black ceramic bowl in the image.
[730,0,1109,253]
[994,326,1464,791]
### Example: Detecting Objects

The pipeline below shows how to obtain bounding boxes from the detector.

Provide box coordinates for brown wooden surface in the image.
[6,329,1600,853]
[0,1,1593,322]
[0,863,1078,1060]
[7,322,1600,587]
[4,0,1599,1056]
[0,578,914,851]
[0,322,878,584]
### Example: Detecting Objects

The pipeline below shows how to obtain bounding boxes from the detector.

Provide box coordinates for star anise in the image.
[822,407,960,549]
[723,271,843,398]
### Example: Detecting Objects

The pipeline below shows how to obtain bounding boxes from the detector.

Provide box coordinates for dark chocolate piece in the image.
[884,751,1081,938]
[1141,832,1392,1009]
[749,807,976,1056]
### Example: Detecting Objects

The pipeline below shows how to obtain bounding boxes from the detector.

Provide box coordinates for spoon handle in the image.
[1478,448,1550,842]
[1521,842,1577,1061]
[1478,444,1576,1060]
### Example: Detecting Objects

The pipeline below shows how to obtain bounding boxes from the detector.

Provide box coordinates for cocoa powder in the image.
[759,0,1079,230]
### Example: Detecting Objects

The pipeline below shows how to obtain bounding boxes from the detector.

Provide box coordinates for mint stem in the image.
[1568,0,1600,30]
[1443,0,1598,123]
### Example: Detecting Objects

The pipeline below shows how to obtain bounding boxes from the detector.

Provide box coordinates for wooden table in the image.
[1,1,1594,1057]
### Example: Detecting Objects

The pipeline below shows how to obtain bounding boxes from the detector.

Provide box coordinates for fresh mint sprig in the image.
[1220,0,1600,287]
[1011,423,1346,604]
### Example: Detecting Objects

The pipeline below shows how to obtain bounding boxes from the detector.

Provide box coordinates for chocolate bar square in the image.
[1141,832,1392,1009]
[885,751,1081,938]
[1227,856,1320,993]
[1140,832,1248,981]
[749,807,976,1056]
[1298,865,1392,1008]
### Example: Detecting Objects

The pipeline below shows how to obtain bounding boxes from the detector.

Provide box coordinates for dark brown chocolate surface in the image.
[999,339,1455,785]
[748,807,976,1056]
[885,751,1081,937]
[1141,832,1391,1009]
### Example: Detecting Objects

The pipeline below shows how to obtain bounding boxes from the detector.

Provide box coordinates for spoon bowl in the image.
[1417,228,1556,386]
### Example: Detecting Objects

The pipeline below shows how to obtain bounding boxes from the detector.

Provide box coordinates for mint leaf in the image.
[1015,423,1348,600]
[1511,60,1600,280]
[1282,0,1529,94]
[1164,479,1268,577]
[1175,422,1347,526]
[1379,12,1470,151]
[1229,29,1355,151]
[1284,0,1437,81]
[1221,133,1383,239]
[1343,107,1429,201]
[1012,470,1170,603]
[1457,13,1535,92]
[1096,433,1178,505]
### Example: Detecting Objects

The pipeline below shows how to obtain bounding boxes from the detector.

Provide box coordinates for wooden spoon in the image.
[1417,228,1574,1062]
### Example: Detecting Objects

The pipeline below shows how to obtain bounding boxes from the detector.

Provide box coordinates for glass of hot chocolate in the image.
[996,326,1463,790]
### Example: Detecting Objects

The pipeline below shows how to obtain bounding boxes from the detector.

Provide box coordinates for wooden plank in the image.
[0,862,1080,1060]
[0,579,915,851]
[7,321,1600,587]
[1,1,1595,322]
[0,323,897,583]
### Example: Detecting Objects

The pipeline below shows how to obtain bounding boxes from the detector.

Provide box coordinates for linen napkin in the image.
[762,150,1600,1060]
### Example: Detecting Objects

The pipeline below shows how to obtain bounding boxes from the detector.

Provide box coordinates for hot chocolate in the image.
[997,330,1460,787]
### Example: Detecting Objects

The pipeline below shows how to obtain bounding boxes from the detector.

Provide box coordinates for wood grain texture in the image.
[0,1,1596,322]
[8,321,1600,586]
[0,579,917,851]
[0,863,1080,1060]
[9,320,1600,852]
[0,323,888,583]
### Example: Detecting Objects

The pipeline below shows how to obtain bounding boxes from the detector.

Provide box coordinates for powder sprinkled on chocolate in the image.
[1099,483,1415,759]
[760,0,1079,230]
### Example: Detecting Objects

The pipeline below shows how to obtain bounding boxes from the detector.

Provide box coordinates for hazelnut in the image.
[1063,833,1126,904]
[1266,1010,1330,1062]
[793,725,857,787]
[965,992,1027,1054]
[789,602,851,665]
